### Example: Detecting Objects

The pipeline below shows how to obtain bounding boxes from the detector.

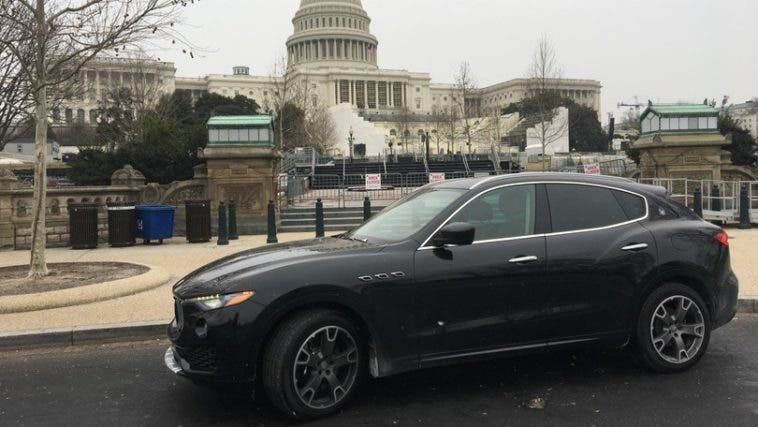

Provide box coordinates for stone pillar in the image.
[389,82,393,107]
[201,146,281,235]
[0,169,18,249]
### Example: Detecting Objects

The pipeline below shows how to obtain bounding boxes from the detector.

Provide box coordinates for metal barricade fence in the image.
[286,172,474,208]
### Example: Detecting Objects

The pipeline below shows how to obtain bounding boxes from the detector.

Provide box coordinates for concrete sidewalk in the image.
[0,228,756,335]
[0,232,324,333]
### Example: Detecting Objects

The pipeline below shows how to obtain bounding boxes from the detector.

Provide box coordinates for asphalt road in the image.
[2,316,758,426]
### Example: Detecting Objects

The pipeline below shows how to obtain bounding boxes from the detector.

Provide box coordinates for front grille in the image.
[177,346,217,372]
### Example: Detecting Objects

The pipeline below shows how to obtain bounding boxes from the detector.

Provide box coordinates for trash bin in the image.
[135,205,176,244]
[185,200,211,243]
[68,203,101,250]
[107,201,136,247]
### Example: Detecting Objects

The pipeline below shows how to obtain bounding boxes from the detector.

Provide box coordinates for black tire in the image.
[635,283,711,373]
[262,309,365,420]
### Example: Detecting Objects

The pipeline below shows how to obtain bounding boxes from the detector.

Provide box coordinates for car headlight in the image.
[184,291,254,311]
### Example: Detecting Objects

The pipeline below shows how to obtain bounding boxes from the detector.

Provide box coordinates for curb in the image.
[0,321,168,350]
[0,264,171,314]
[738,298,757,314]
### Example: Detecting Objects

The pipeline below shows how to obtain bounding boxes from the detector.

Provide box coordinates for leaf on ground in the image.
[527,397,546,410]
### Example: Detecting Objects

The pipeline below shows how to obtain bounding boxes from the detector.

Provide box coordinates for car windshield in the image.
[345,188,465,243]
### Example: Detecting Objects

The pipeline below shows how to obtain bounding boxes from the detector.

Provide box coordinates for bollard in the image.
[694,187,703,218]
[739,184,752,229]
[267,200,278,244]
[228,200,239,240]
[363,196,371,222]
[712,185,721,212]
[315,198,325,238]
[217,202,229,246]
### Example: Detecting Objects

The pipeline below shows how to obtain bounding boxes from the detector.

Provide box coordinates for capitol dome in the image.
[287,0,378,69]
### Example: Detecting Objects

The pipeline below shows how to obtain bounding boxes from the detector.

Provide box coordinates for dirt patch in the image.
[0,263,149,296]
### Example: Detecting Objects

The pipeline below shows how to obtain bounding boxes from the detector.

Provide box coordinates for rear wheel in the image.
[636,283,711,373]
[262,309,364,419]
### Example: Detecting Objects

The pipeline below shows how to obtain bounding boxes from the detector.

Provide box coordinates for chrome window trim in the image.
[417,181,650,251]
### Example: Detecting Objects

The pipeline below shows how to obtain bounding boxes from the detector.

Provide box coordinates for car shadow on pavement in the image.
[169,347,646,426]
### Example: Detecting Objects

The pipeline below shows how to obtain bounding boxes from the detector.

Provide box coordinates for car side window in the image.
[612,190,646,219]
[448,185,536,241]
[546,184,633,233]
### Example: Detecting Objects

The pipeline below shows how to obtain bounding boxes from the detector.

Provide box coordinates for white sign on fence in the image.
[583,163,601,175]
[429,173,446,184]
[278,173,288,189]
[365,174,382,190]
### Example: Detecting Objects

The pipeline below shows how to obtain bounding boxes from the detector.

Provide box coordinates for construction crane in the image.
[617,96,648,110]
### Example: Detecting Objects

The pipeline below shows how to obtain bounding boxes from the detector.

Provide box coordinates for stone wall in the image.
[0,167,143,250]
[0,165,151,250]
[0,148,277,250]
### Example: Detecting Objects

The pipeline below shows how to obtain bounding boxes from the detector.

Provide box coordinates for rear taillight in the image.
[714,230,729,247]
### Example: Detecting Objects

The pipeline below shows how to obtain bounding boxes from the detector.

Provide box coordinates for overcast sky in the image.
[163,0,757,124]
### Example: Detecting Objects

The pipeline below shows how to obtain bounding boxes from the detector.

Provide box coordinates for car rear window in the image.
[546,184,636,233]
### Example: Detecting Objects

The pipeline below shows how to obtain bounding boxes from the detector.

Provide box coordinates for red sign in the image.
[583,163,601,175]
[365,174,382,190]
[429,173,446,184]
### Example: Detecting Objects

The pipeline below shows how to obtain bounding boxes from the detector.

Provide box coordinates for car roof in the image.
[432,173,664,196]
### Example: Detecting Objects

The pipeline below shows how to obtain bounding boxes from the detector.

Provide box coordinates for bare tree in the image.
[454,61,478,154]
[393,106,413,153]
[0,8,33,151]
[303,103,336,152]
[429,105,451,155]
[269,55,301,149]
[0,0,193,279]
[526,35,568,171]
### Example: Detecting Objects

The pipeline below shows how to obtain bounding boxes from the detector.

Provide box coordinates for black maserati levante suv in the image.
[165,173,738,419]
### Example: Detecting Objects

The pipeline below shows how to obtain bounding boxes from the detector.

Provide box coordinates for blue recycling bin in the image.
[135,205,176,244]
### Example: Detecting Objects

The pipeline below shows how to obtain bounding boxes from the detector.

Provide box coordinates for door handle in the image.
[621,243,648,252]
[508,255,539,264]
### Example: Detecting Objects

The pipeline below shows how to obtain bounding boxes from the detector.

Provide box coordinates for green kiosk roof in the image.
[642,104,719,118]
[207,116,273,127]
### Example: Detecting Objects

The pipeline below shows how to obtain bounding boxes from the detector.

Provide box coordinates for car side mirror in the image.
[431,222,475,247]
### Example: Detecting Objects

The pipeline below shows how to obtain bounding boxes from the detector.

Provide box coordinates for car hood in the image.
[172,237,381,298]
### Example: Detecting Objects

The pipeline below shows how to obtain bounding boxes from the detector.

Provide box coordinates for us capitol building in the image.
[57,0,602,154]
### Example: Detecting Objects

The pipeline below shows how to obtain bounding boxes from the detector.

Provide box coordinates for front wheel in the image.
[635,283,711,373]
[262,309,364,419]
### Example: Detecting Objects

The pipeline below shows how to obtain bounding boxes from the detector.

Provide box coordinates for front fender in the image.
[244,284,386,377]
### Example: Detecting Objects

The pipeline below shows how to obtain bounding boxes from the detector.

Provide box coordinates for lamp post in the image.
[347,127,355,162]
[417,129,426,158]
[431,129,439,156]
[425,131,431,159]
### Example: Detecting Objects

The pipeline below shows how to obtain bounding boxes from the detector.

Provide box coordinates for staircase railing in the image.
[490,144,503,174]
[461,152,471,176]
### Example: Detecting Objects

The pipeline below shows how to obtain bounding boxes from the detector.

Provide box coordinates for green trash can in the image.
[68,203,100,250]
[107,201,136,247]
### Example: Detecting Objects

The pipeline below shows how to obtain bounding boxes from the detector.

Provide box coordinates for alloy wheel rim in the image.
[292,326,359,409]
[649,295,705,364]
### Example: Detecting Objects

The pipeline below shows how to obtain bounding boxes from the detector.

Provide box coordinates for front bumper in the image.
[164,346,185,375]
[165,297,268,384]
